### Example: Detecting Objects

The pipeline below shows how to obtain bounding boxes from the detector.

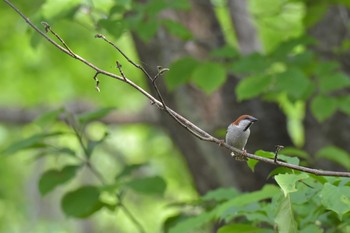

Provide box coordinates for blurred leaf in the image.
[34,108,64,129]
[217,224,266,233]
[310,95,337,122]
[135,18,159,42]
[248,150,274,171]
[39,165,81,196]
[124,176,166,195]
[210,45,239,59]
[168,212,212,233]
[319,183,350,220]
[115,163,147,180]
[85,132,109,158]
[299,225,323,233]
[255,150,275,159]
[275,68,312,100]
[162,19,192,40]
[1,132,63,156]
[165,57,199,90]
[98,19,125,39]
[109,0,130,16]
[144,0,168,15]
[268,167,295,179]
[315,146,350,170]
[236,75,273,101]
[281,147,310,160]
[338,95,350,115]
[215,185,280,218]
[167,0,190,9]
[61,185,103,218]
[278,155,300,166]
[318,73,350,93]
[275,195,298,233]
[275,173,309,197]
[78,107,115,124]
[247,159,259,172]
[231,53,270,75]
[191,62,227,94]
[41,0,81,20]
[202,187,239,202]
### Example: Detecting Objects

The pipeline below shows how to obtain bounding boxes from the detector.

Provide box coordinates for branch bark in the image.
[4,0,350,189]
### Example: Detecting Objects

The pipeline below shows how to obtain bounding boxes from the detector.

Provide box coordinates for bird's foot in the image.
[231,149,248,161]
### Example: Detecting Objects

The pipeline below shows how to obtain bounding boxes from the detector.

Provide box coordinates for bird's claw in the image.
[231,149,248,161]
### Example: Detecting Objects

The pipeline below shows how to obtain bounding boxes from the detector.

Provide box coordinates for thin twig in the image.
[95,34,153,81]
[274,145,284,164]
[5,0,350,178]
[41,21,76,57]
[92,72,101,92]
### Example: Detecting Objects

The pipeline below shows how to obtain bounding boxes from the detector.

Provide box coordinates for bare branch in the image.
[4,0,350,178]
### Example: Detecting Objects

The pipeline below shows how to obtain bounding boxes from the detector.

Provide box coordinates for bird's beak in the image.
[250,117,258,123]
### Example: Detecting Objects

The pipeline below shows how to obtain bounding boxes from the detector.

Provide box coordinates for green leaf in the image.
[168,212,212,233]
[274,173,309,197]
[191,62,227,94]
[319,183,350,220]
[300,225,323,233]
[164,57,199,90]
[210,45,239,59]
[278,155,300,166]
[215,185,280,218]
[217,224,266,233]
[161,19,192,40]
[236,75,273,101]
[115,163,147,180]
[39,165,80,196]
[41,0,81,20]
[310,95,338,122]
[338,95,350,115]
[255,150,275,159]
[78,107,115,124]
[277,95,305,147]
[318,72,350,93]
[248,150,274,171]
[1,132,63,156]
[135,18,159,42]
[281,147,310,160]
[124,176,166,195]
[34,108,64,129]
[202,187,239,202]
[61,186,103,218]
[275,195,298,233]
[98,19,125,39]
[231,53,270,75]
[85,132,109,158]
[275,68,312,100]
[315,146,350,170]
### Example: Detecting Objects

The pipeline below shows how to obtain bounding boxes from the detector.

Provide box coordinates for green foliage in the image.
[39,165,81,196]
[124,176,167,196]
[61,185,104,218]
[165,57,199,90]
[2,108,170,228]
[275,195,298,233]
[316,146,350,170]
[191,62,227,94]
[166,174,350,233]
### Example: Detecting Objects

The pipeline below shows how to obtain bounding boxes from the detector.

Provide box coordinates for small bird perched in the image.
[226,114,258,160]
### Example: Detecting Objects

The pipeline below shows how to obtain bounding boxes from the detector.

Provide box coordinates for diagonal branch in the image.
[4,0,350,178]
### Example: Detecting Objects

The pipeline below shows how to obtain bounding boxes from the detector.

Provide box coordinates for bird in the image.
[225,114,258,160]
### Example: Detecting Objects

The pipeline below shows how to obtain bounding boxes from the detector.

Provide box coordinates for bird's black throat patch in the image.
[243,122,253,132]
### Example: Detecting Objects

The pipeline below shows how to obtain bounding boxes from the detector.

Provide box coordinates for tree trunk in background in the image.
[132,0,292,193]
[305,5,350,170]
